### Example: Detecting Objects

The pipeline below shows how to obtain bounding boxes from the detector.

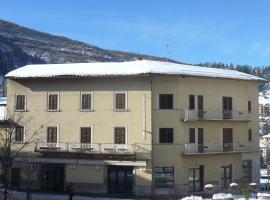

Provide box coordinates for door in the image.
[11,168,20,187]
[223,97,232,119]
[41,164,65,192]
[188,165,204,192]
[223,128,233,151]
[108,166,133,194]
[197,95,204,119]
[198,128,204,153]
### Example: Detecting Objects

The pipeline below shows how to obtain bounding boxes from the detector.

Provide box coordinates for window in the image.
[81,127,91,143]
[189,166,204,192]
[248,101,251,113]
[114,92,127,110]
[114,127,126,144]
[48,93,59,111]
[189,128,195,143]
[223,97,232,119]
[220,164,232,189]
[155,167,174,188]
[15,126,24,142]
[47,127,57,143]
[159,128,173,143]
[81,92,93,111]
[15,94,26,111]
[248,129,252,142]
[159,94,173,109]
[189,95,195,110]
[242,160,252,182]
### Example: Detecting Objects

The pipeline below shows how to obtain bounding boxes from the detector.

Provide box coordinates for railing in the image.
[36,143,151,159]
[182,109,251,121]
[184,143,253,155]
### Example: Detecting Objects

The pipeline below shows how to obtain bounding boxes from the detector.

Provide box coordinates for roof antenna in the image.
[166,44,170,62]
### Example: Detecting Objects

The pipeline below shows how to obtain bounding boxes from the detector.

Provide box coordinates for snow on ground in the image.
[5,60,264,81]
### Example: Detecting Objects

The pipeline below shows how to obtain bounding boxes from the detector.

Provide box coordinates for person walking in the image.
[68,183,75,200]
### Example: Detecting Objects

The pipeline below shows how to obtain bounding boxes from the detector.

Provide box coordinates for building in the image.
[5,60,263,196]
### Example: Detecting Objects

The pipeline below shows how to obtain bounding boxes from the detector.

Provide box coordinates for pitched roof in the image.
[5,60,265,81]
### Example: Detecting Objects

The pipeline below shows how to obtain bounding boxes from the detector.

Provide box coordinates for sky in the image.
[1,0,270,66]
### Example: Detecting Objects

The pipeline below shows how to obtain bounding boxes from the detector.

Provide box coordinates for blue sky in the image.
[1,0,270,66]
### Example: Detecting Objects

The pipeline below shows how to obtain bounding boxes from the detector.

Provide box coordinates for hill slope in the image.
[0,19,177,75]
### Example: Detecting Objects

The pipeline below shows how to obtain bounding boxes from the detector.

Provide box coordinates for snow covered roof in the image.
[5,60,265,81]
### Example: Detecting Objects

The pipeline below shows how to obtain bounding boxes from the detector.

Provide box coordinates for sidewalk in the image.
[13,191,135,200]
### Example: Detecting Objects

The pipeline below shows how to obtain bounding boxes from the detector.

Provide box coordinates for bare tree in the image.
[0,111,44,200]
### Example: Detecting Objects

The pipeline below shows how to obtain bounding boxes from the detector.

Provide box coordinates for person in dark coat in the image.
[68,183,75,200]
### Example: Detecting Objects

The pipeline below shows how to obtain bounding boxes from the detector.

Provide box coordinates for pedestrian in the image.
[68,183,75,200]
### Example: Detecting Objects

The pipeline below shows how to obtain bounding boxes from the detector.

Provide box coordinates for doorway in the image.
[41,164,65,192]
[108,166,133,194]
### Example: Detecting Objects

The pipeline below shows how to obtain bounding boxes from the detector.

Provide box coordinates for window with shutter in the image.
[15,94,26,111]
[48,93,59,111]
[81,127,91,143]
[81,93,92,110]
[114,127,126,144]
[47,127,57,143]
[114,92,127,110]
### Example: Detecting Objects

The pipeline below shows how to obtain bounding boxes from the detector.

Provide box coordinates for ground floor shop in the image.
[7,158,151,196]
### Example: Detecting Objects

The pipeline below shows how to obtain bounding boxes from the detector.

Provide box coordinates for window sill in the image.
[80,109,94,112]
[113,109,129,112]
[15,109,27,112]
[47,110,61,112]
[13,141,25,144]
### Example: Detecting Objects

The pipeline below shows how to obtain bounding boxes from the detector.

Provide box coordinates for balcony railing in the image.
[184,143,253,155]
[182,109,251,121]
[36,143,151,159]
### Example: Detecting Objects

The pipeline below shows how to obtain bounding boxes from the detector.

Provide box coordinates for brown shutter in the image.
[47,127,57,143]
[115,127,126,144]
[49,94,58,110]
[16,95,25,110]
[82,94,91,110]
[81,127,91,143]
[115,93,126,109]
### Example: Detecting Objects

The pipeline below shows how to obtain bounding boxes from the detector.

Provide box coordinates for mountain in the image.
[0,19,177,76]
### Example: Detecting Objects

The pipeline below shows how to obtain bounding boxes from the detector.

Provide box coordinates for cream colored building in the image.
[5,60,263,195]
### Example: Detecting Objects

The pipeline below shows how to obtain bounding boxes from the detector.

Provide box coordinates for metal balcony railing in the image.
[182,109,251,121]
[184,143,253,155]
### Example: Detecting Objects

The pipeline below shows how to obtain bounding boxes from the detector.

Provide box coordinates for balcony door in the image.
[223,97,232,119]
[223,128,233,151]
[197,95,204,119]
[114,127,126,144]
[47,127,57,143]
[81,127,91,143]
[198,128,204,153]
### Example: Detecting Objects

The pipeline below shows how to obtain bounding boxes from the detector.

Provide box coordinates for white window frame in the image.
[113,126,128,144]
[15,93,27,111]
[14,125,26,143]
[47,92,60,111]
[79,125,94,143]
[46,125,59,144]
[113,91,128,111]
[80,91,94,111]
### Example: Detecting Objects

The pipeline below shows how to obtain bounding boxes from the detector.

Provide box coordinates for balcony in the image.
[183,143,253,155]
[181,109,251,122]
[36,143,151,160]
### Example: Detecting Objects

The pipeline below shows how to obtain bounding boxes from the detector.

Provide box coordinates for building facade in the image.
[5,60,262,196]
